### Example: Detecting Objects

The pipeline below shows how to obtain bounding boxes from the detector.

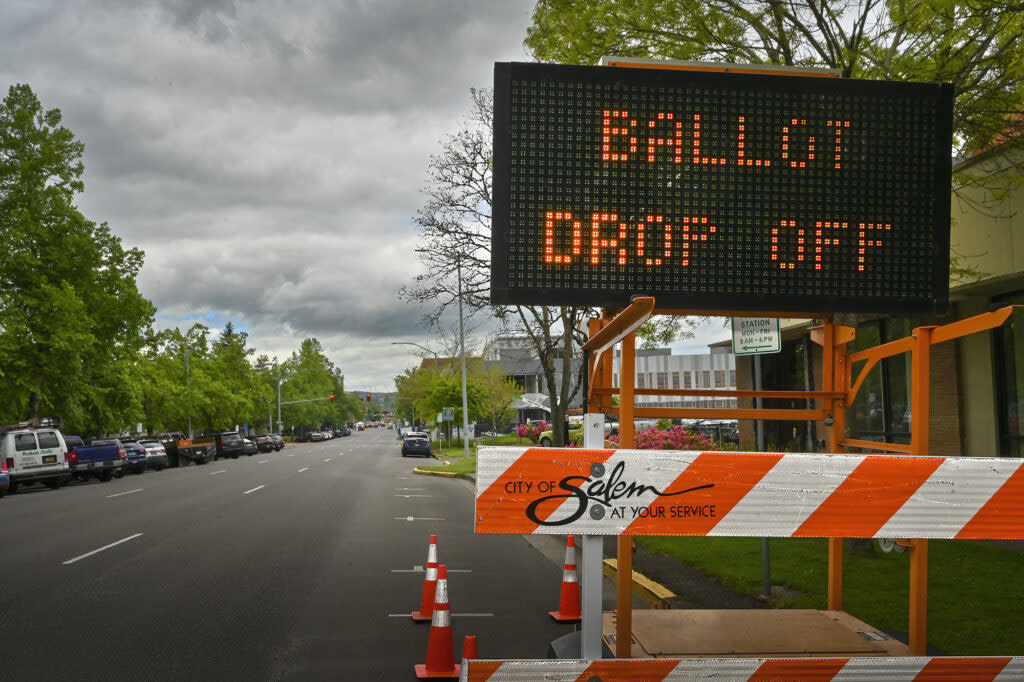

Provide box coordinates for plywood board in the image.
[604,610,896,657]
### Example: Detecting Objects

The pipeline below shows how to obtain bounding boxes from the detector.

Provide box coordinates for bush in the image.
[515,420,548,443]
[608,425,717,450]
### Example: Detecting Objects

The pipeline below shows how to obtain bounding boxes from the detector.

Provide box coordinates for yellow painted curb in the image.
[413,468,461,478]
[603,558,675,609]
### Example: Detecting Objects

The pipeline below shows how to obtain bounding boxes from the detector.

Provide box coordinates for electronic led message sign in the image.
[491,62,954,314]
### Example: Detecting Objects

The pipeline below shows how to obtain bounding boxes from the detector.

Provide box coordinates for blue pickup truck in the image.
[63,436,124,482]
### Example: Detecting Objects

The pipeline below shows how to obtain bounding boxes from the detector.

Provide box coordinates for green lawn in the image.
[637,536,1024,655]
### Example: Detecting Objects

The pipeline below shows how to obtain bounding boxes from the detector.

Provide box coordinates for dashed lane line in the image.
[63,533,143,565]
[243,485,265,495]
[298,467,309,473]
[106,488,143,499]
[258,459,269,463]
[387,612,492,618]
[394,517,446,521]
[209,469,227,475]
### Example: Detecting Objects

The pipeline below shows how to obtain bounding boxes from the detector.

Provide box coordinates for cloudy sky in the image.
[1,0,731,390]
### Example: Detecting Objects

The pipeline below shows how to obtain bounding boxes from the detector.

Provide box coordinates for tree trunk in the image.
[28,391,40,418]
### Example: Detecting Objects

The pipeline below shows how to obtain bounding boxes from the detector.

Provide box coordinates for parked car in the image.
[138,440,169,470]
[0,458,9,498]
[336,427,351,437]
[241,438,258,455]
[401,432,433,458]
[102,439,146,475]
[213,431,247,459]
[63,435,124,482]
[309,431,325,442]
[539,425,584,447]
[254,434,275,453]
[269,433,285,451]
[0,418,72,492]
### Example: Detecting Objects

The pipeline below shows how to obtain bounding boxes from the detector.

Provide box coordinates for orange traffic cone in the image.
[414,564,460,679]
[548,536,581,622]
[461,635,478,663]
[412,534,439,622]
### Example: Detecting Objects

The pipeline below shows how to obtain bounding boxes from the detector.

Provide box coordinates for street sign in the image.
[731,317,781,356]
[491,62,953,314]
[436,413,443,424]
[442,407,455,422]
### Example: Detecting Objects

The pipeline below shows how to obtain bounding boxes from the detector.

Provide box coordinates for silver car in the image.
[138,440,169,471]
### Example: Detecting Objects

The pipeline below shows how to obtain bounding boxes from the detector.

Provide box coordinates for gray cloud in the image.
[0,0,535,387]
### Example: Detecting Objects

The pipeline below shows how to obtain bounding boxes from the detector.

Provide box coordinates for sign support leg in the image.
[581,413,606,658]
[616,331,636,658]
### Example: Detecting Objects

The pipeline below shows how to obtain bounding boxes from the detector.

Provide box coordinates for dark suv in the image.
[213,431,247,460]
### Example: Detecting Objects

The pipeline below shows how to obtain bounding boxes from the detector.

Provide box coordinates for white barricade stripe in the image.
[878,457,1022,538]
[711,454,863,536]
[832,656,928,680]
[474,447,522,499]
[665,658,762,679]
[995,657,1024,680]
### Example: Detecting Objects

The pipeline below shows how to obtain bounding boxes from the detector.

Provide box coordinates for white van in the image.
[0,419,71,493]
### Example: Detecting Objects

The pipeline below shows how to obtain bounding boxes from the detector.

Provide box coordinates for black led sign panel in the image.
[491,62,954,314]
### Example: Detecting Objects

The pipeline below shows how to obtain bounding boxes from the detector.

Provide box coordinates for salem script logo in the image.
[524,461,714,526]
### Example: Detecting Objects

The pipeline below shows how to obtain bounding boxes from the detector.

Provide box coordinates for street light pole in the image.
[277,375,292,434]
[457,257,471,459]
[186,344,192,439]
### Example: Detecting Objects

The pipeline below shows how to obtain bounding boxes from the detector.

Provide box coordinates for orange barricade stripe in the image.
[751,658,848,681]
[955,461,1024,539]
[476,448,616,533]
[624,452,783,535]
[794,456,944,537]
[580,660,682,681]
[462,660,503,681]
[914,656,1011,680]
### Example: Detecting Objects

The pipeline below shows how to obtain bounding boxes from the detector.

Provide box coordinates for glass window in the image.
[683,372,692,389]
[730,370,736,386]
[656,373,668,389]
[714,370,726,387]
[37,431,59,449]
[672,372,680,389]
[637,374,645,388]
[701,371,711,388]
[14,433,37,451]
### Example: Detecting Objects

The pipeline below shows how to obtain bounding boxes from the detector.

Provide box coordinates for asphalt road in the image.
[0,428,573,680]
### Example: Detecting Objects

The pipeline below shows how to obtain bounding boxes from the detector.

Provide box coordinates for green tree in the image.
[279,338,342,432]
[525,0,1024,179]
[395,366,442,425]
[418,373,484,430]
[0,83,155,430]
[474,364,522,434]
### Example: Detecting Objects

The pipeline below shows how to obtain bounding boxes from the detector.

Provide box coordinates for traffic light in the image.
[366,393,371,401]
[329,393,335,402]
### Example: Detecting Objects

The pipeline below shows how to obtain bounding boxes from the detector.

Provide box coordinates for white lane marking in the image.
[106,488,143,499]
[258,459,269,464]
[394,517,446,521]
[209,469,227,475]
[388,612,492,618]
[396,488,425,491]
[392,567,471,573]
[395,494,432,498]
[287,453,295,457]
[298,467,309,472]
[243,485,265,495]
[324,458,331,462]
[63,533,143,565]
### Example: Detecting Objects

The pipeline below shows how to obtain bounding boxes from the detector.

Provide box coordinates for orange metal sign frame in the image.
[586,301,1020,658]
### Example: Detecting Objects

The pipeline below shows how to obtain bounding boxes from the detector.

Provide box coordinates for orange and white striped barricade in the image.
[472,446,1024,677]
[459,656,1024,681]
[474,447,1024,539]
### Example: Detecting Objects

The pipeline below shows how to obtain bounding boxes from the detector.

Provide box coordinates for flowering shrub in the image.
[515,420,548,443]
[607,425,717,451]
